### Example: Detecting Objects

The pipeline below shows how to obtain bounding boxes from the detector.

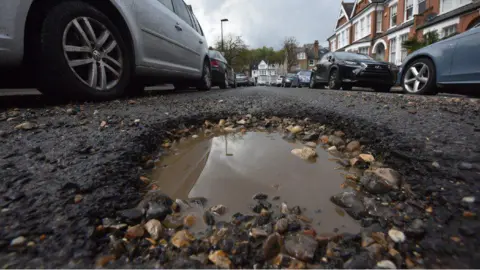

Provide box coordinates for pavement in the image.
[0,85,479,268]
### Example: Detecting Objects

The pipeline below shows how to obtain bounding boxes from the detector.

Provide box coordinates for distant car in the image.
[398,26,480,95]
[208,50,236,89]
[297,70,312,87]
[282,73,298,87]
[276,76,285,87]
[235,73,248,86]
[0,0,211,100]
[310,52,397,92]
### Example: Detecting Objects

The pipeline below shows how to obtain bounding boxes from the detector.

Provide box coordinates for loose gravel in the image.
[0,87,479,268]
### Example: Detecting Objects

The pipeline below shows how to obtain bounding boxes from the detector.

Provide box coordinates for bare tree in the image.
[283,36,299,72]
[214,35,247,66]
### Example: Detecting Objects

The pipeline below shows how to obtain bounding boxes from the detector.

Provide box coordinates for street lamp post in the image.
[221,18,229,52]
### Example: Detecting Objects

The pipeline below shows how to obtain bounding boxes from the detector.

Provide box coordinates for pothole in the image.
[152,130,360,234]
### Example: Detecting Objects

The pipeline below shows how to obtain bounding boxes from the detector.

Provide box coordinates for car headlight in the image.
[344,60,359,66]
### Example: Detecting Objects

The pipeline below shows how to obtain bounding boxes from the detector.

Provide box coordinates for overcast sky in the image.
[184,0,340,50]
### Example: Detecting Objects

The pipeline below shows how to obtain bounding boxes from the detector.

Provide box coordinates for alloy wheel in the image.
[62,17,123,91]
[404,62,429,93]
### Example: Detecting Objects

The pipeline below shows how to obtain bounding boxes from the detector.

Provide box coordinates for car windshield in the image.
[334,52,373,60]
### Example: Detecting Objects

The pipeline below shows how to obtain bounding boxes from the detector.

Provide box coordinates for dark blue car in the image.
[398,26,480,95]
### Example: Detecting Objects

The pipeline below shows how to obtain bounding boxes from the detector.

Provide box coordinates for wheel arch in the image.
[24,0,137,72]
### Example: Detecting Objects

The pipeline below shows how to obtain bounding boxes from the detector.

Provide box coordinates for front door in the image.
[375,44,386,62]
[136,0,183,71]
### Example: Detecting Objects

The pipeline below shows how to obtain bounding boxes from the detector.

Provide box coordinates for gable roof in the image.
[342,2,355,18]
[350,0,372,17]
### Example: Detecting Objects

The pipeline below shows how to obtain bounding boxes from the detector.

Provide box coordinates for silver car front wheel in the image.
[402,58,437,95]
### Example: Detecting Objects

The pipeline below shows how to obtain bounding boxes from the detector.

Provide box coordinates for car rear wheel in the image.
[220,72,228,89]
[402,58,437,95]
[328,69,341,90]
[37,1,131,100]
[196,61,212,91]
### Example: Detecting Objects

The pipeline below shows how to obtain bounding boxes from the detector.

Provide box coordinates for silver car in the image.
[0,0,211,100]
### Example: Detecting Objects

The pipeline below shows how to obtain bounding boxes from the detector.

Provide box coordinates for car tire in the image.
[37,1,132,101]
[220,72,228,89]
[309,77,317,89]
[197,61,212,91]
[373,86,392,92]
[328,69,341,90]
[342,84,353,90]
[401,58,437,95]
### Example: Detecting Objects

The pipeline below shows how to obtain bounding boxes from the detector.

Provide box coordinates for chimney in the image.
[313,40,319,59]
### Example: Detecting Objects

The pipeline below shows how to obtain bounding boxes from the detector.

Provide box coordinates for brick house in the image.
[327,0,480,65]
[292,40,330,71]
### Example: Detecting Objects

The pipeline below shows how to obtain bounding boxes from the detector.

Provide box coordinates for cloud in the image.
[185,0,339,50]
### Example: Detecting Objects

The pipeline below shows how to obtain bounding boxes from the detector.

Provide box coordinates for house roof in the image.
[342,2,355,18]
[417,1,480,30]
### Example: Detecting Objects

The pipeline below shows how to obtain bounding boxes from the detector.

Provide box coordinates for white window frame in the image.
[418,0,427,14]
[366,14,371,37]
[442,24,457,38]
[389,37,396,63]
[355,23,360,40]
[308,59,314,66]
[376,10,383,32]
[440,0,471,14]
[358,46,369,55]
[405,0,414,21]
[400,34,408,62]
[390,4,398,28]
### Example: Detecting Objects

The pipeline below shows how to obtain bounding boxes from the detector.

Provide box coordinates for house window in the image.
[442,25,457,38]
[441,0,472,13]
[376,11,383,32]
[405,0,414,21]
[366,14,371,36]
[297,52,306,60]
[400,34,408,62]
[346,28,350,45]
[389,37,396,63]
[390,4,397,28]
[309,59,314,66]
[260,70,266,75]
[355,23,359,40]
[418,0,427,13]
[271,70,276,76]
[358,47,369,55]
[360,18,365,38]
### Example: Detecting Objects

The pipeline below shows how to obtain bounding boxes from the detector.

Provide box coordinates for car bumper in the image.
[339,65,395,85]
[211,69,224,84]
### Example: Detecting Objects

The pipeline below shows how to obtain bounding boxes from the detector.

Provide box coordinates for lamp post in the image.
[221,18,229,52]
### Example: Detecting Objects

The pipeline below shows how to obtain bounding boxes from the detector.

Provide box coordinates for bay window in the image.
[390,4,397,28]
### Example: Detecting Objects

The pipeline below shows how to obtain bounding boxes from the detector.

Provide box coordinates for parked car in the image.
[248,76,256,86]
[235,73,249,86]
[275,76,285,87]
[282,73,299,87]
[398,26,480,95]
[0,0,211,100]
[297,70,312,87]
[208,50,236,89]
[310,52,397,92]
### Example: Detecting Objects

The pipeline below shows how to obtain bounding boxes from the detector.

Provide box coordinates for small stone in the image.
[74,194,83,204]
[303,133,319,142]
[291,206,302,215]
[273,253,306,269]
[208,250,232,269]
[345,141,361,152]
[432,161,440,168]
[184,214,196,227]
[10,236,26,246]
[377,260,397,269]
[320,135,329,144]
[359,154,375,163]
[134,119,140,124]
[330,191,366,220]
[263,233,282,260]
[100,121,107,128]
[162,215,183,229]
[328,135,345,147]
[192,134,199,139]
[285,234,318,262]
[223,126,236,132]
[171,230,195,248]
[95,255,116,268]
[14,122,36,130]
[237,119,247,125]
[218,119,226,126]
[458,162,473,170]
[462,196,475,203]
[250,228,268,238]
[281,202,289,214]
[117,208,143,224]
[288,125,303,134]
[203,210,215,226]
[146,202,172,221]
[334,130,345,137]
[27,241,35,247]
[305,142,317,148]
[66,108,75,115]
[253,193,268,200]
[210,204,227,216]
[328,146,337,152]
[361,168,401,194]
[275,218,289,233]
[388,229,406,243]
[144,219,163,240]
[291,147,317,160]
[406,219,425,237]
[125,224,145,239]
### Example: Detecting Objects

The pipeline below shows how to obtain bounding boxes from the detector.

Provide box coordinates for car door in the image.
[171,0,203,74]
[447,28,480,83]
[136,0,184,71]
[317,53,331,82]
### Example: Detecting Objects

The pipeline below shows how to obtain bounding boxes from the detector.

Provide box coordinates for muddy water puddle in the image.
[152,131,360,234]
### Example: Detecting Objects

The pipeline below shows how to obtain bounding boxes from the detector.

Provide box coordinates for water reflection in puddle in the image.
[152,131,360,234]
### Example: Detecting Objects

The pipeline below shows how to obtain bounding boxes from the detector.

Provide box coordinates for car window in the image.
[192,14,204,36]
[172,0,194,28]
[158,0,174,11]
